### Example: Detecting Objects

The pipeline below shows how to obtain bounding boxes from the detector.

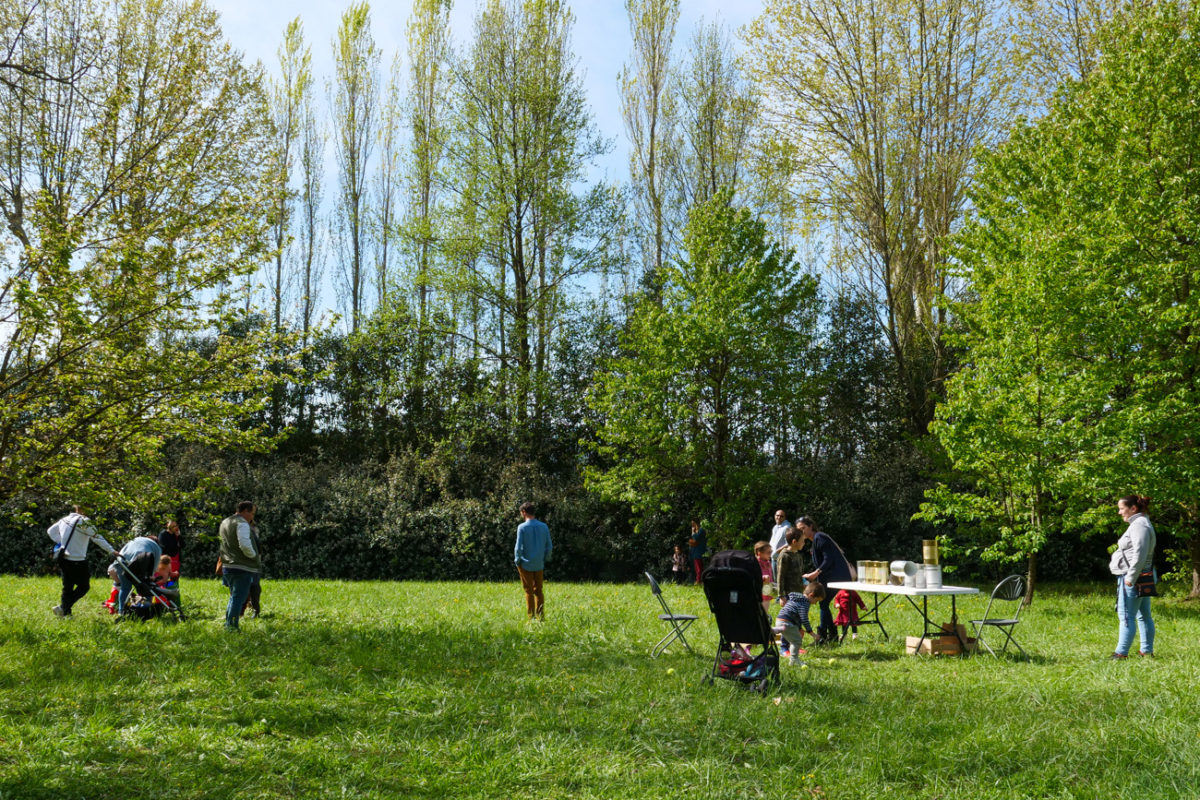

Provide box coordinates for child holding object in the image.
[834,589,866,641]
[774,581,825,664]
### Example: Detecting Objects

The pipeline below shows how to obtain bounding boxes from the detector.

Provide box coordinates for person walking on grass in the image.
[218,501,261,631]
[48,505,115,617]
[514,501,552,620]
[1109,494,1156,660]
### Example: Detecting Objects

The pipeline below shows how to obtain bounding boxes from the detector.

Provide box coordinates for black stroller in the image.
[113,551,185,622]
[700,550,781,694]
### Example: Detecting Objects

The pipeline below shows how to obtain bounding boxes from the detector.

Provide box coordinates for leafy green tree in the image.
[0,0,284,513]
[922,1,1200,597]
[586,191,820,536]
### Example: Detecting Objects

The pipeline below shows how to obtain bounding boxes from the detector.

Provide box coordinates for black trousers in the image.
[60,559,91,613]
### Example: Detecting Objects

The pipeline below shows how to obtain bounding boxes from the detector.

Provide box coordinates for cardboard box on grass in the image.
[905,623,978,655]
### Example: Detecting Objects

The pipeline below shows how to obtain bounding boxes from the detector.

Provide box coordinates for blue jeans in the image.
[116,553,155,614]
[1116,578,1154,656]
[222,568,258,629]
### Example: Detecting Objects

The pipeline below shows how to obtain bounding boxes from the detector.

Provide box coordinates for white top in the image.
[827,580,979,597]
[234,517,257,558]
[770,521,791,553]
[1109,512,1155,585]
[47,513,114,561]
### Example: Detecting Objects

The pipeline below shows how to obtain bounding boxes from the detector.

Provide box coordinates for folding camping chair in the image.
[646,571,698,657]
[969,574,1028,659]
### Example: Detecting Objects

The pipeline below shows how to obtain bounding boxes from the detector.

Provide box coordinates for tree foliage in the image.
[746,0,1016,434]
[446,0,612,444]
[922,1,1200,596]
[586,191,820,534]
[0,0,287,513]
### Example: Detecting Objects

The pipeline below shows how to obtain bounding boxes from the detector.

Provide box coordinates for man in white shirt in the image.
[769,509,792,566]
[768,508,793,653]
[48,505,115,617]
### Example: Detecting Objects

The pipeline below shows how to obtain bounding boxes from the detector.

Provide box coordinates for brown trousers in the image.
[517,565,545,619]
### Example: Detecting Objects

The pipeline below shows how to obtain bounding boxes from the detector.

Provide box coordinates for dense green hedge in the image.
[1,443,1121,586]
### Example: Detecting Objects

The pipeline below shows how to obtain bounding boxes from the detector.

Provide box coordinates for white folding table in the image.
[826,580,980,653]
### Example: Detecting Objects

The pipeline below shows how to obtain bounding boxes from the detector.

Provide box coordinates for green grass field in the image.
[1,576,1197,799]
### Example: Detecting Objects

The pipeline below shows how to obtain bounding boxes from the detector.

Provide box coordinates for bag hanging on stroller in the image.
[701,549,781,694]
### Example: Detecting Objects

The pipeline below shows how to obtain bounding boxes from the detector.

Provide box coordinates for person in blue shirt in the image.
[115,534,163,616]
[687,518,707,584]
[514,501,552,620]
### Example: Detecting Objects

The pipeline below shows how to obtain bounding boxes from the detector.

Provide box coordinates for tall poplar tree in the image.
[402,0,452,431]
[619,0,679,294]
[449,0,607,440]
[331,1,379,332]
[746,0,1015,434]
[265,18,313,432]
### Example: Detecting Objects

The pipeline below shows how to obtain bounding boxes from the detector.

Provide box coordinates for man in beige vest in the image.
[218,501,261,631]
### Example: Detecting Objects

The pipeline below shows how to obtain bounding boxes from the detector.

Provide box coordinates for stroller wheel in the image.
[757,679,769,695]
[701,675,713,686]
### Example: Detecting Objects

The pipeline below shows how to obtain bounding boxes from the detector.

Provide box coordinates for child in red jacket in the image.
[834,589,866,640]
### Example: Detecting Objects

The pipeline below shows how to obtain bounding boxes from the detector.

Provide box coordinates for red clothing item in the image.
[757,556,773,602]
[834,589,866,626]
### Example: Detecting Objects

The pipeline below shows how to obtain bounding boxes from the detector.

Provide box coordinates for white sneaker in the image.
[52,605,65,617]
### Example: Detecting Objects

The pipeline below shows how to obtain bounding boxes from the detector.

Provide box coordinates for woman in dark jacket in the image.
[798,516,853,643]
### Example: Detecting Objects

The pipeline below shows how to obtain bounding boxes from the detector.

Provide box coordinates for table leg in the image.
[847,592,890,642]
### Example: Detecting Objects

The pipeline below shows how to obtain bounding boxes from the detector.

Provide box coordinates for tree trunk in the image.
[1024,550,1037,606]
[1189,533,1200,600]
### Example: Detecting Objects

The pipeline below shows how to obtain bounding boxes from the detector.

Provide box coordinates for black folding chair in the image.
[969,574,1028,659]
[645,571,698,657]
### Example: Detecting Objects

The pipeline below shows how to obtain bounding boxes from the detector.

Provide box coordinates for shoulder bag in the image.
[1134,569,1157,597]
[51,515,82,568]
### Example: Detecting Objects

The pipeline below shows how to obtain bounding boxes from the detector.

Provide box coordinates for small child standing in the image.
[834,589,866,641]
[671,544,688,585]
[774,581,825,664]
[102,562,120,614]
[753,541,774,614]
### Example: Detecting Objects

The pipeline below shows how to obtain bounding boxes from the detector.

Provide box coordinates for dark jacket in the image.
[810,531,852,585]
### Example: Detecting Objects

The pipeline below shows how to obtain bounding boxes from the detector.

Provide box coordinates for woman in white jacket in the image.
[1108,495,1156,659]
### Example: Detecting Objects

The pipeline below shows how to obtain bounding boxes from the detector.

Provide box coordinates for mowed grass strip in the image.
[1,576,1197,799]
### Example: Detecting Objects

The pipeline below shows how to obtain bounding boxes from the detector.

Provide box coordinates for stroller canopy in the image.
[702,550,763,594]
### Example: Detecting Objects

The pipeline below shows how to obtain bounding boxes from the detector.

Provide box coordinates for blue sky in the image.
[207,0,764,183]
